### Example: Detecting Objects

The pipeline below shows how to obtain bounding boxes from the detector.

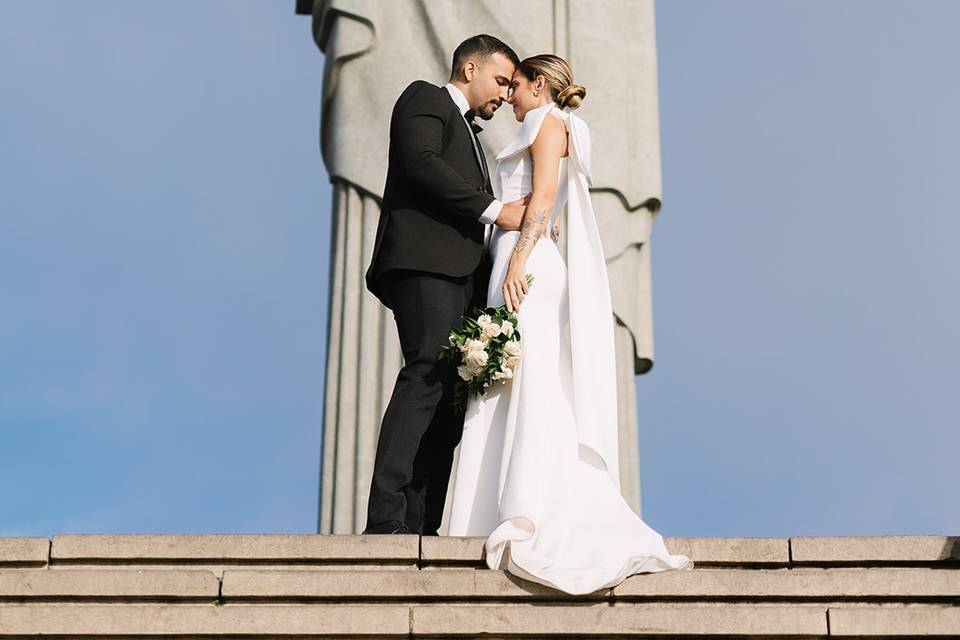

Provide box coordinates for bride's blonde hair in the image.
[516,54,586,110]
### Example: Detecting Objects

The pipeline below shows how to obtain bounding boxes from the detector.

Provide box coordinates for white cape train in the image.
[447,102,693,594]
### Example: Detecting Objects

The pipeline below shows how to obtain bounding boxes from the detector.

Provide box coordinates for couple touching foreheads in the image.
[362,34,692,594]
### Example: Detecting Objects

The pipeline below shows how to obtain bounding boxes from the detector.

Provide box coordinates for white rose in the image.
[481,322,502,339]
[504,354,520,369]
[464,348,489,369]
[477,314,493,329]
[503,340,522,358]
[457,364,474,381]
[463,338,485,353]
[500,321,514,338]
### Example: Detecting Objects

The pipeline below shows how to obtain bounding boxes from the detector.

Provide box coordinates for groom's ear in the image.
[462,60,477,82]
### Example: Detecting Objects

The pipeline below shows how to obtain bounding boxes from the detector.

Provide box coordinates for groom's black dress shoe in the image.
[362,520,413,534]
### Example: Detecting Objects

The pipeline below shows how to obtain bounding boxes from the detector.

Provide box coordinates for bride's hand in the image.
[503,259,529,313]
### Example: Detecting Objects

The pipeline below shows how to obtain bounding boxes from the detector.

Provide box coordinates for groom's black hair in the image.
[450,34,520,80]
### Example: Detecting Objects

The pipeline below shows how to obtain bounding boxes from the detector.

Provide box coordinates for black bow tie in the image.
[464,109,484,134]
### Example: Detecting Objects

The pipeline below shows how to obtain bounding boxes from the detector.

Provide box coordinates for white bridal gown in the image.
[447,102,693,594]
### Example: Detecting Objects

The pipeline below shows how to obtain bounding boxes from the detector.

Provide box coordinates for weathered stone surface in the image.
[411,603,828,635]
[51,562,415,578]
[0,603,411,636]
[791,535,960,563]
[420,536,486,564]
[0,538,48,566]
[829,604,960,635]
[0,569,219,599]
[222,569,605,600]
[615,567,960,598]
[425,536,790,567]
[0,534,957,638]
[51,534,418,562]
[663,536,790,565]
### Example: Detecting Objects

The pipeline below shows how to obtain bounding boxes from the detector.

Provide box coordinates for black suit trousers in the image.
[365,267,477,535]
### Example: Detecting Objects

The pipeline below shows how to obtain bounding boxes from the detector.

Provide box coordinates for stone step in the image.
[225,567,960,602]
[45,534,421,574]
[0,569,219,600]
[0,538,48,568]
[1,567,956,602]
[50,533,419,565]
[0,603,410,637]
[424,536,792,566]
[790,535,960,564]
[10,534,953,568]
[0,535,956,637]
[828,604,960,636]
[1,602,957,637]
[412,603,831,637]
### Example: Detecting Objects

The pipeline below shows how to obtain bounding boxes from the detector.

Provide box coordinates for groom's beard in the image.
[476,99,502,120]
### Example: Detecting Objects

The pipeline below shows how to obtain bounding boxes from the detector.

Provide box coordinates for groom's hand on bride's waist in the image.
[494,194,531,231]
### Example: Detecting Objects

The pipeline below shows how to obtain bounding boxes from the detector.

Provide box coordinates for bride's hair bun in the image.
[516,54,586,110]
[557,83,586,110]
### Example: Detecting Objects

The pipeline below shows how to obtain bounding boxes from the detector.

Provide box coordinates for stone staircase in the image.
[0,534,957,637]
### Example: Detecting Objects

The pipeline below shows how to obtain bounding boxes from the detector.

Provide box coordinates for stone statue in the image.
[299,0,664,534]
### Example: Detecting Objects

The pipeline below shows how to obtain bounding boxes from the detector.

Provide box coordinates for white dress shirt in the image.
[444,83,502,225]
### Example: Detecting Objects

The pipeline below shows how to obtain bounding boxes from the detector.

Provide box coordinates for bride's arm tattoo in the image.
[514,209,548,255]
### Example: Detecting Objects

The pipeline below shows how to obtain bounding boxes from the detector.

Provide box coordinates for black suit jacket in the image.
[365,81,495,309]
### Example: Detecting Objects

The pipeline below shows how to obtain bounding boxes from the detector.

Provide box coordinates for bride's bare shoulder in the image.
[531,112,569,157]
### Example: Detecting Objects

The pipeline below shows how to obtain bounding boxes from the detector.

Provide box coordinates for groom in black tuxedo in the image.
[363,35,526,535]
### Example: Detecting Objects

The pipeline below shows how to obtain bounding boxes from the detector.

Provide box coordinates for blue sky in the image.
[1,1,957,538]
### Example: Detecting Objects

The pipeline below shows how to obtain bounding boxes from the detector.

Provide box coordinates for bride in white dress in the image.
[447,54,693,594]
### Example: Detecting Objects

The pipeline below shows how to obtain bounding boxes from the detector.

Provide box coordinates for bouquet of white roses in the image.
[437,273,534,411]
